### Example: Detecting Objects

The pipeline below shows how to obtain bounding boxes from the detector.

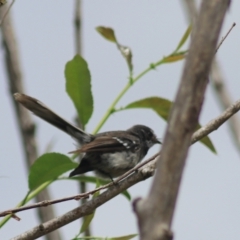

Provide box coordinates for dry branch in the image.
[182,0,240,154]
[134,1,230,240]
[0,5,61,240]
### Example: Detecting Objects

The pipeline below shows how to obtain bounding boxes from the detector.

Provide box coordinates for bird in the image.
[14,93,161,180]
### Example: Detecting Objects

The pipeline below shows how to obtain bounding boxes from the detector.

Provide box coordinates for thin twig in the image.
[191,99,240,143]
[10,170,146,240]
[216,22,236,52]
[2,96,240,218]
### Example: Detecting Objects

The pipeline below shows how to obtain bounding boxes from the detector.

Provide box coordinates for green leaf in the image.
[121,189,131,201]
[67,175,107,184]
[124,97,216,153]
[175,24,192,52]
[28,153,77,191]
[65,55,93,126]
[96,26,133,74]
[80,212,95,234]
[125,97,171,121]
[162,52,186,63]
[196,124,216,153]
[110,234,137,240]
[96,26,117,42]
[80,181,100,234]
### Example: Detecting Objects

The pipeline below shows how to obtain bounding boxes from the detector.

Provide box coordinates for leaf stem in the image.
[92,44,185,134]
[93,60,164,134]
[92,81,131,134]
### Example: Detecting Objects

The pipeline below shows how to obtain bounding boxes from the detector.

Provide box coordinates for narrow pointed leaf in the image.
[124,97,216,153]
[175,24,192,52]
[96,26,117,43]
[65,55,93,126]
[110,234,137,240]
[163,52,186,63]
[125,97,172,121]
[80,181,100,234]
[80,213,95,234]
[29,153,77,191]
[121,189,131,200]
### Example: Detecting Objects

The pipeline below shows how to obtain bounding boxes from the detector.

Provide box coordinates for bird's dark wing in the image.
[70,135,139,153]
[14,93,93,144]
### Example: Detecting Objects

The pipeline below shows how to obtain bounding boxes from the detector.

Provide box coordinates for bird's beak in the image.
[154,137,162,144]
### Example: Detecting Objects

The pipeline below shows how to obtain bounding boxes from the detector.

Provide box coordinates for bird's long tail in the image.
[14,93,93,145]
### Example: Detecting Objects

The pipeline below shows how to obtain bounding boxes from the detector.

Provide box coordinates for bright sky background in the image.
[1,1,240,239]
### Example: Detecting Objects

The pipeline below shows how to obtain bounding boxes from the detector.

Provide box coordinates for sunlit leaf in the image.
[125,97,172,121]
[124,97,216,153]
[175,24,192,52]
[96,26,117,42]
[110,234,137,240]
[96,26,133,74]
[28,153,77,191]
[162,53,185,63]
[65,55,93,126]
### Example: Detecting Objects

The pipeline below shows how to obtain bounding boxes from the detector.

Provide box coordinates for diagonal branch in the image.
[8,95,240,240]
[211,61,240,151]
[0,5,62,240]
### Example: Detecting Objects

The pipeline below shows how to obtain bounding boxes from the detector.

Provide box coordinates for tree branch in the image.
[182,0,240,154]
[7,94,240,239]
[134,1,230,240]
[10,172,148,240]
[0,5,62,240]
[0,0,14,26]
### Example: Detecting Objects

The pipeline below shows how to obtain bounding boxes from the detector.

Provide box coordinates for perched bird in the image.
[14,93,160,179]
